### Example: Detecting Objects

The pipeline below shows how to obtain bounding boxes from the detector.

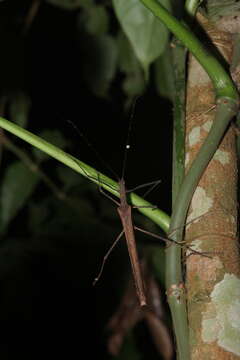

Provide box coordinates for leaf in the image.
[117,32,146,97]
[56,166,81,190]
[154,44,175,101]
[113,0,171,77]
[0,161,40,233]
[118,31,141,73]
[9,91,31,128]
[77,5,109,35]
[122,72,146,98]
[81,34,118,97]
[32,129,68,162]
[46,0,89,10]
[56,166,93,191]
[27,195,97,237]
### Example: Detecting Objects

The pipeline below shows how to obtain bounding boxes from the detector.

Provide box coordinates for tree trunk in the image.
[185,13,240,359]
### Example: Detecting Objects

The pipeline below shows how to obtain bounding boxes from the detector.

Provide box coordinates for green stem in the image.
[140,0,238,101]
[0,116,170,233]
[185,0,203,17]
[171,39,188,360]
[171,41,187,206]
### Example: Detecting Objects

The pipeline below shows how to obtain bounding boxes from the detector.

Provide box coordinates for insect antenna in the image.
[67,120,119,181]
[121,97,138,181]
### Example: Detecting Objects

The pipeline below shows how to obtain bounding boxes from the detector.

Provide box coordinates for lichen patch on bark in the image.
[187,186,213,225]
[185,151,190,167]
[202,119,213,132]
[189,126,201,146]
[213,149,230,165]
[201,274,240,356]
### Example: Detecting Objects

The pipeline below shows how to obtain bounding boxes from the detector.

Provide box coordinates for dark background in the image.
[0,1,173,359]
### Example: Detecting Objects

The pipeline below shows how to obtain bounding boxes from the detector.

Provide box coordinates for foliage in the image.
[44,0,173,100]
[0,0,176,236]
[0,2,175,357]
[0,161,39,234]
[113,0,170,78]
[8,91,31,128]
[46,0,86,10]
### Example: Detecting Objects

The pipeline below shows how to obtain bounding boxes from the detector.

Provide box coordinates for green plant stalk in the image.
[171,41,187,206]
[170,1,200,356]
[172,0,198,201]
[170,40,188,359]
[140,0,238,101]
[0,117,170,233]
[139,1,239,359]
[185,0,203,17]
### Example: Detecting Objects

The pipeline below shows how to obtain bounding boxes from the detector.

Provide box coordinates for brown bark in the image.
[185,13,240,359]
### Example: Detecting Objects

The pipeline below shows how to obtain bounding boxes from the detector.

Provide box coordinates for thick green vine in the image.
[0,117,170,233]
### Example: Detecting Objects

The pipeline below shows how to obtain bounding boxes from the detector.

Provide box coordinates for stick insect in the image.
[95,175,151,307]
[68,108,207,307]
[69,109,154,306]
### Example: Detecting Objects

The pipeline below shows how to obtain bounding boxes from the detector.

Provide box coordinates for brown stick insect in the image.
[68,112,155,306]
[68,108,206,307]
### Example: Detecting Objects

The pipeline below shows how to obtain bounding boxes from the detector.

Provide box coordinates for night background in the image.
[0,1,174,359]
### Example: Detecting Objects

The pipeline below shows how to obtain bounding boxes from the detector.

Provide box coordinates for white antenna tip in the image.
[126,144,130,149]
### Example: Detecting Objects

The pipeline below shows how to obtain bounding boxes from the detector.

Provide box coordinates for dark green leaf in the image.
[118,31,141,73]
[81,34,118,97]
[9,91,31,128]
[154,45,175,101]
[113,0,171,77]
[46,0,89,10]
[27,194,98,237]
[78,5,109,35]
[117,32,145,97]
[122,72,146,98]
[0,161,40,233]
